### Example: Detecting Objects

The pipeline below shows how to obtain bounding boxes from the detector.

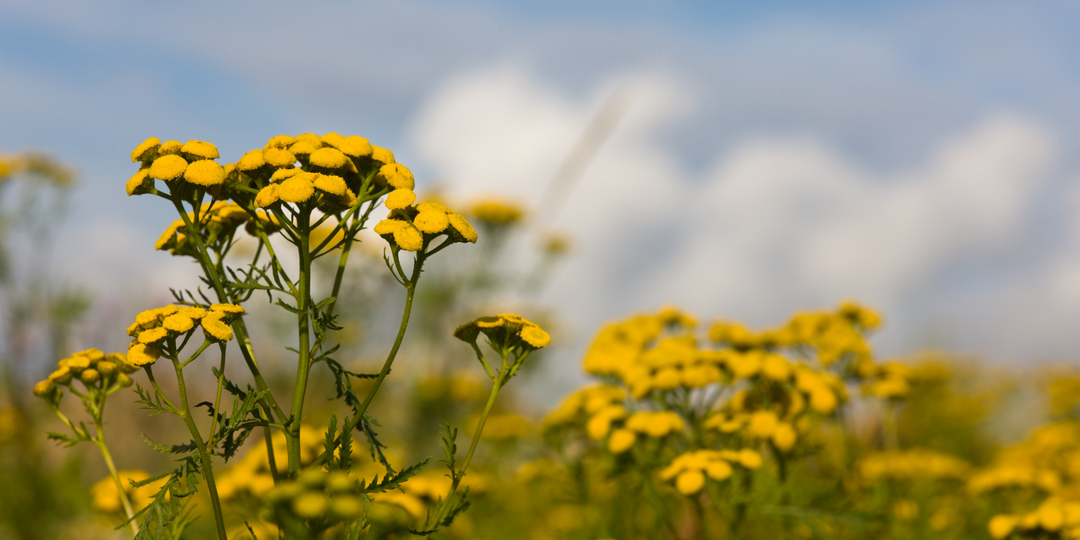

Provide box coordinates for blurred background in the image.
[2,0,1080,384]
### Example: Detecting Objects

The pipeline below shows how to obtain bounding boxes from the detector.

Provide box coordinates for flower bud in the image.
[291,492,328,519]
[48,366,73,385]
[80,369,101,386]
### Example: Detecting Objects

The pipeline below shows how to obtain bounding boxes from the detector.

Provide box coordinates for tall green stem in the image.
[93,410,139,536]
[287,208,313,477]
[170,356,228,540]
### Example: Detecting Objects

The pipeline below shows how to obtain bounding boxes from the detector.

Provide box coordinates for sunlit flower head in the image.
[183,160,226,186]
[149,155,188,181]
[181,140,220,160]
[375,163,413,190]
[131,137,161,163]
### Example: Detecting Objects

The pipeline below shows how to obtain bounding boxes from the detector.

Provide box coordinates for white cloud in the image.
[409,63,1064,362]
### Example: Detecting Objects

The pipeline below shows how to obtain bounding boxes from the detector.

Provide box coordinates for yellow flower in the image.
[183,160,226,186]
[131,137,161,163]
[608,428,636,453]
[334,135,373,158]
[138,327,169,344]
[181,140,220,160]
[211,303,245,315]
[158,140,183,155]
[149,155,188,181]
[375,163,414,189]
[675,470,705,495]
[127,343,160,367]
[163,313,195,333]
[417,201,451,214]
[265,135,297,149]
[988,515,1017,539]
[32,379,55,397]
[312,173,348,196]
[448,214,478,243]
[237,149,265,171]
[263,148,297,168]
[385,189,416,210]
[414,210,450,234]
[309,147,348,169]
[371,145,395,164]
[289,139,321,156]
[80,369,101,385]
[374,218,405,237]
[772,423,797,451]
[201,313,234,341]
[520,326,551,348]
[255,184,280,208]
[126,168,153,196]
[278,176,315,203]
[393,224,424,252]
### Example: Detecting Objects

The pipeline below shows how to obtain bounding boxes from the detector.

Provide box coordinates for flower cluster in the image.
[374,193,477,252]
[33,348,136,403]
[453,313,551,352]
[988,498,1080,539]
[125,303,245,366]
[90,470,166,515]
[858,449,971,482]
[659,449,763,495]
[264,470,364,522]
[469,197,525,225]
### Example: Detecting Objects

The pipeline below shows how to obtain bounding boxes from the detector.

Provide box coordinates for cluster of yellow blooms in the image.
[375,471,490,520]
[33,348,136,401]
[124,303,245,367]
[660,449,764,495]
[989,498,1080,539]
[127,133,478,258]
[858,449,971,482]
[453,313,551,350]
[215,425,325,501]
[265,470,364,522]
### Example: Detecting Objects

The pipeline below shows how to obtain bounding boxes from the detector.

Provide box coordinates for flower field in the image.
[0,137,1076,540]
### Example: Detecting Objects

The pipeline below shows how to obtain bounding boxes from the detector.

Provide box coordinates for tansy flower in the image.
[471,198,524,225]
[127,343,160,367]
[158,140,184,155]
[149,155,188,181]
[236,149,266,171]
[126,168,153,196]
[385,189,415,210]
[370,145,395,164]
[331,135,373,158]
[271,168,301,182]
[453,313,551,352]
[183,160,226,186]
[131,137,161,163]
[309,147,348,169]
[659,450,754,495]
[263,148,297,168]
[447,214,477,243]
[181,140,220,160]
[374,163,413,189]
[265,135,297,149]
[289,139,321,156]
[278,176,315,203]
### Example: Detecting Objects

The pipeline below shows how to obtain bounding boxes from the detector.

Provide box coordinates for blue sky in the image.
[3,0,1080,368]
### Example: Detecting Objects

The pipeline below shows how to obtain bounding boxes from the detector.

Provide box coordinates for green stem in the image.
[171,196,285,423]
[286,207,314,478]
[207,343,227,449]
[93,405,139,536]
[170,355,228,540]
[336,254,424,442]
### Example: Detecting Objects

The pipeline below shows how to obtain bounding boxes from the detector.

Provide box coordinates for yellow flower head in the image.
[163,313,195,333]
[385,189,416,210]
[181,140,220,160]
[237,149,266,171]
[201,313,234,341]
[183,160,226,186]
[393,224,424,252]
[131,137,161,163]
[289,139,321,156]
[608,428,636,453]
[149,155,188,181]
[453,313,550,351]
[126,168,153,196]
[448,214,478,243]
[370,145,395,164]
[263,148,297,168]
[270,167,300,183]
[127,343,160,367]
[138,327,168,344]
[312,173,348,196]
[334,135,373,158]
[414,210,450,234]
[309,147,348,169]
[158,140,183,155]
[375,163,414,189]
[253,185,279,208]
[278,175,315,203]
[265,135,297,149]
